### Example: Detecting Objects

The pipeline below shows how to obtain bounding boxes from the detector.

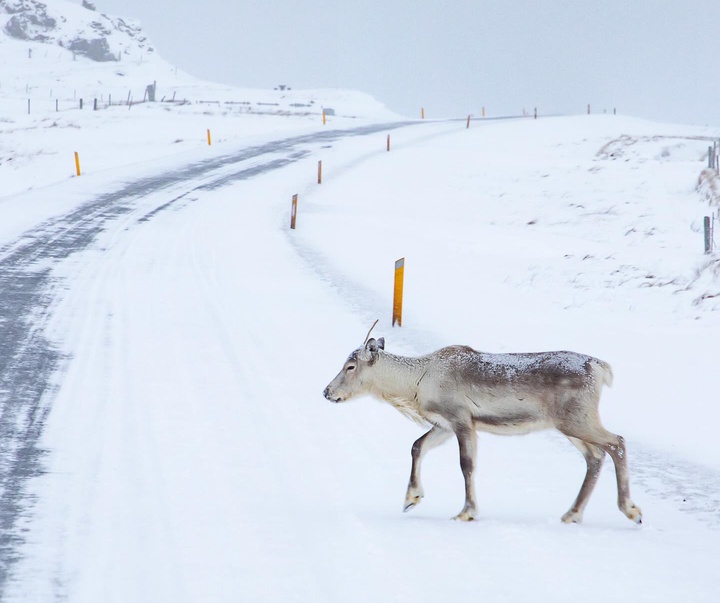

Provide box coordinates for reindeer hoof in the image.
[626,504,643,525]
[403,494,422,512]
[452,510,476,522]
[619,500,642,524]
[403,488,424,512]
[561,510,583,524]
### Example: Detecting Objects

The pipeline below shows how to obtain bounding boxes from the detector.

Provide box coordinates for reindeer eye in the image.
[346,365,356,371]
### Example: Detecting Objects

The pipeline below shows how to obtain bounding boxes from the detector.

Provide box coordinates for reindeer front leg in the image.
[404,426,452,512]
[454,424,478,521]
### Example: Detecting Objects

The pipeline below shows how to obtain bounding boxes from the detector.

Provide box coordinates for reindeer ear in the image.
[376,337,385,350]
[365,338,378,353]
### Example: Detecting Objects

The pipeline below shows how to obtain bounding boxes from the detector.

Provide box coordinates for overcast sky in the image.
[94,0,720,126]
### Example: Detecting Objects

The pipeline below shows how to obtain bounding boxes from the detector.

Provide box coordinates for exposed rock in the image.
[68,36,115,62]
[3,2,56,41]
[1,0,154,61]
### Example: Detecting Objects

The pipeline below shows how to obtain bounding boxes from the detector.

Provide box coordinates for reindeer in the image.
[323,334,642,524]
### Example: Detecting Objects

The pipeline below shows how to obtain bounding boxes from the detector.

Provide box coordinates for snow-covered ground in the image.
[1,110,718,602]
[1,2,720,602]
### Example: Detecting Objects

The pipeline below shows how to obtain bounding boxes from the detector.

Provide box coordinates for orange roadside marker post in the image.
[290,194,298,229]
[392,258,405,327]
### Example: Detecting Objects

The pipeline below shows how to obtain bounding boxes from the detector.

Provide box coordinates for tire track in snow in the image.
[0,119,418,597]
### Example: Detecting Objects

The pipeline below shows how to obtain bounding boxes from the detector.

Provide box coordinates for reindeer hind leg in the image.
[561,436,605,524]
[564,424,642,525]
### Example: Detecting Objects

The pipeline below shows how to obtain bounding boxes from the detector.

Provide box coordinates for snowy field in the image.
[1,4,720,600]
[0,104,718,601]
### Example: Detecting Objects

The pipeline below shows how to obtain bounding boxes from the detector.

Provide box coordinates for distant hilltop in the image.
[0,0,397,120]
[1,0,153,61]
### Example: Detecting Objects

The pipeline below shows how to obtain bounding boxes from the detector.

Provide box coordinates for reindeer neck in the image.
[370,351,430,400]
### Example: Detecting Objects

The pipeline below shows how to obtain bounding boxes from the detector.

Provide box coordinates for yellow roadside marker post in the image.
[392,258,405,327]
[290,194,298,229]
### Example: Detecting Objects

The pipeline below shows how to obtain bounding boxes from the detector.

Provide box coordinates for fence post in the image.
[387,134,391,152]
[27,99,30,114]
[534,107,537,120]
[709,146,714,169]
[705,216,712,254]
[93,98,98,111]
[290,194,298,229]
[466,115,471,129]
[421,107,425,119]
[392,258,405,327]
[79,98,83,110]
[317,160,322,184]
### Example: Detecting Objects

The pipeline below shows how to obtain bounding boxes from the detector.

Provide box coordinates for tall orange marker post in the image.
[290,194,298,229]
[322,111,326,125]
[318,160,323,184]
[392,257,405,327]
[207,129,212,146]
[482,106,486,118]
[74,152,81,176]
[421,107,425,119]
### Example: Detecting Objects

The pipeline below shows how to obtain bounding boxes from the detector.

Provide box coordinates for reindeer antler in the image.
[364,319,379,344]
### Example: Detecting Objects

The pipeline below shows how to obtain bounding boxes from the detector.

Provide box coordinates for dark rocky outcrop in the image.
[3,1,56,41]
[67,36,115,62]
[1,0,153,61]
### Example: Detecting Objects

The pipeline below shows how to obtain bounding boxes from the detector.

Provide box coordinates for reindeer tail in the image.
[594,359,614,389]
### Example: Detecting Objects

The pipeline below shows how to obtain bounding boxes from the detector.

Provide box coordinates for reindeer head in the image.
[323,337,385,402]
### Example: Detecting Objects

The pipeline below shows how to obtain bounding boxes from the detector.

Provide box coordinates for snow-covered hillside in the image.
[1,2,719,603]
[0,0,397,183]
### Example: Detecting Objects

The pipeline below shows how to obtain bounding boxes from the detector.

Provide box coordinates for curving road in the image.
[0,120,415,595]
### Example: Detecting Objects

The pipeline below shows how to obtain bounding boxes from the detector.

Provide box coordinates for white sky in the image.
[94,0,720,125]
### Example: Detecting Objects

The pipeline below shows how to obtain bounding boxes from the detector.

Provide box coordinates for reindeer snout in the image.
[323,386,342,403]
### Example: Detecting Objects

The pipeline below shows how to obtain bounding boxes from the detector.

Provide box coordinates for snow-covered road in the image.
[0,120,412,599]
[1,117,718,602]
